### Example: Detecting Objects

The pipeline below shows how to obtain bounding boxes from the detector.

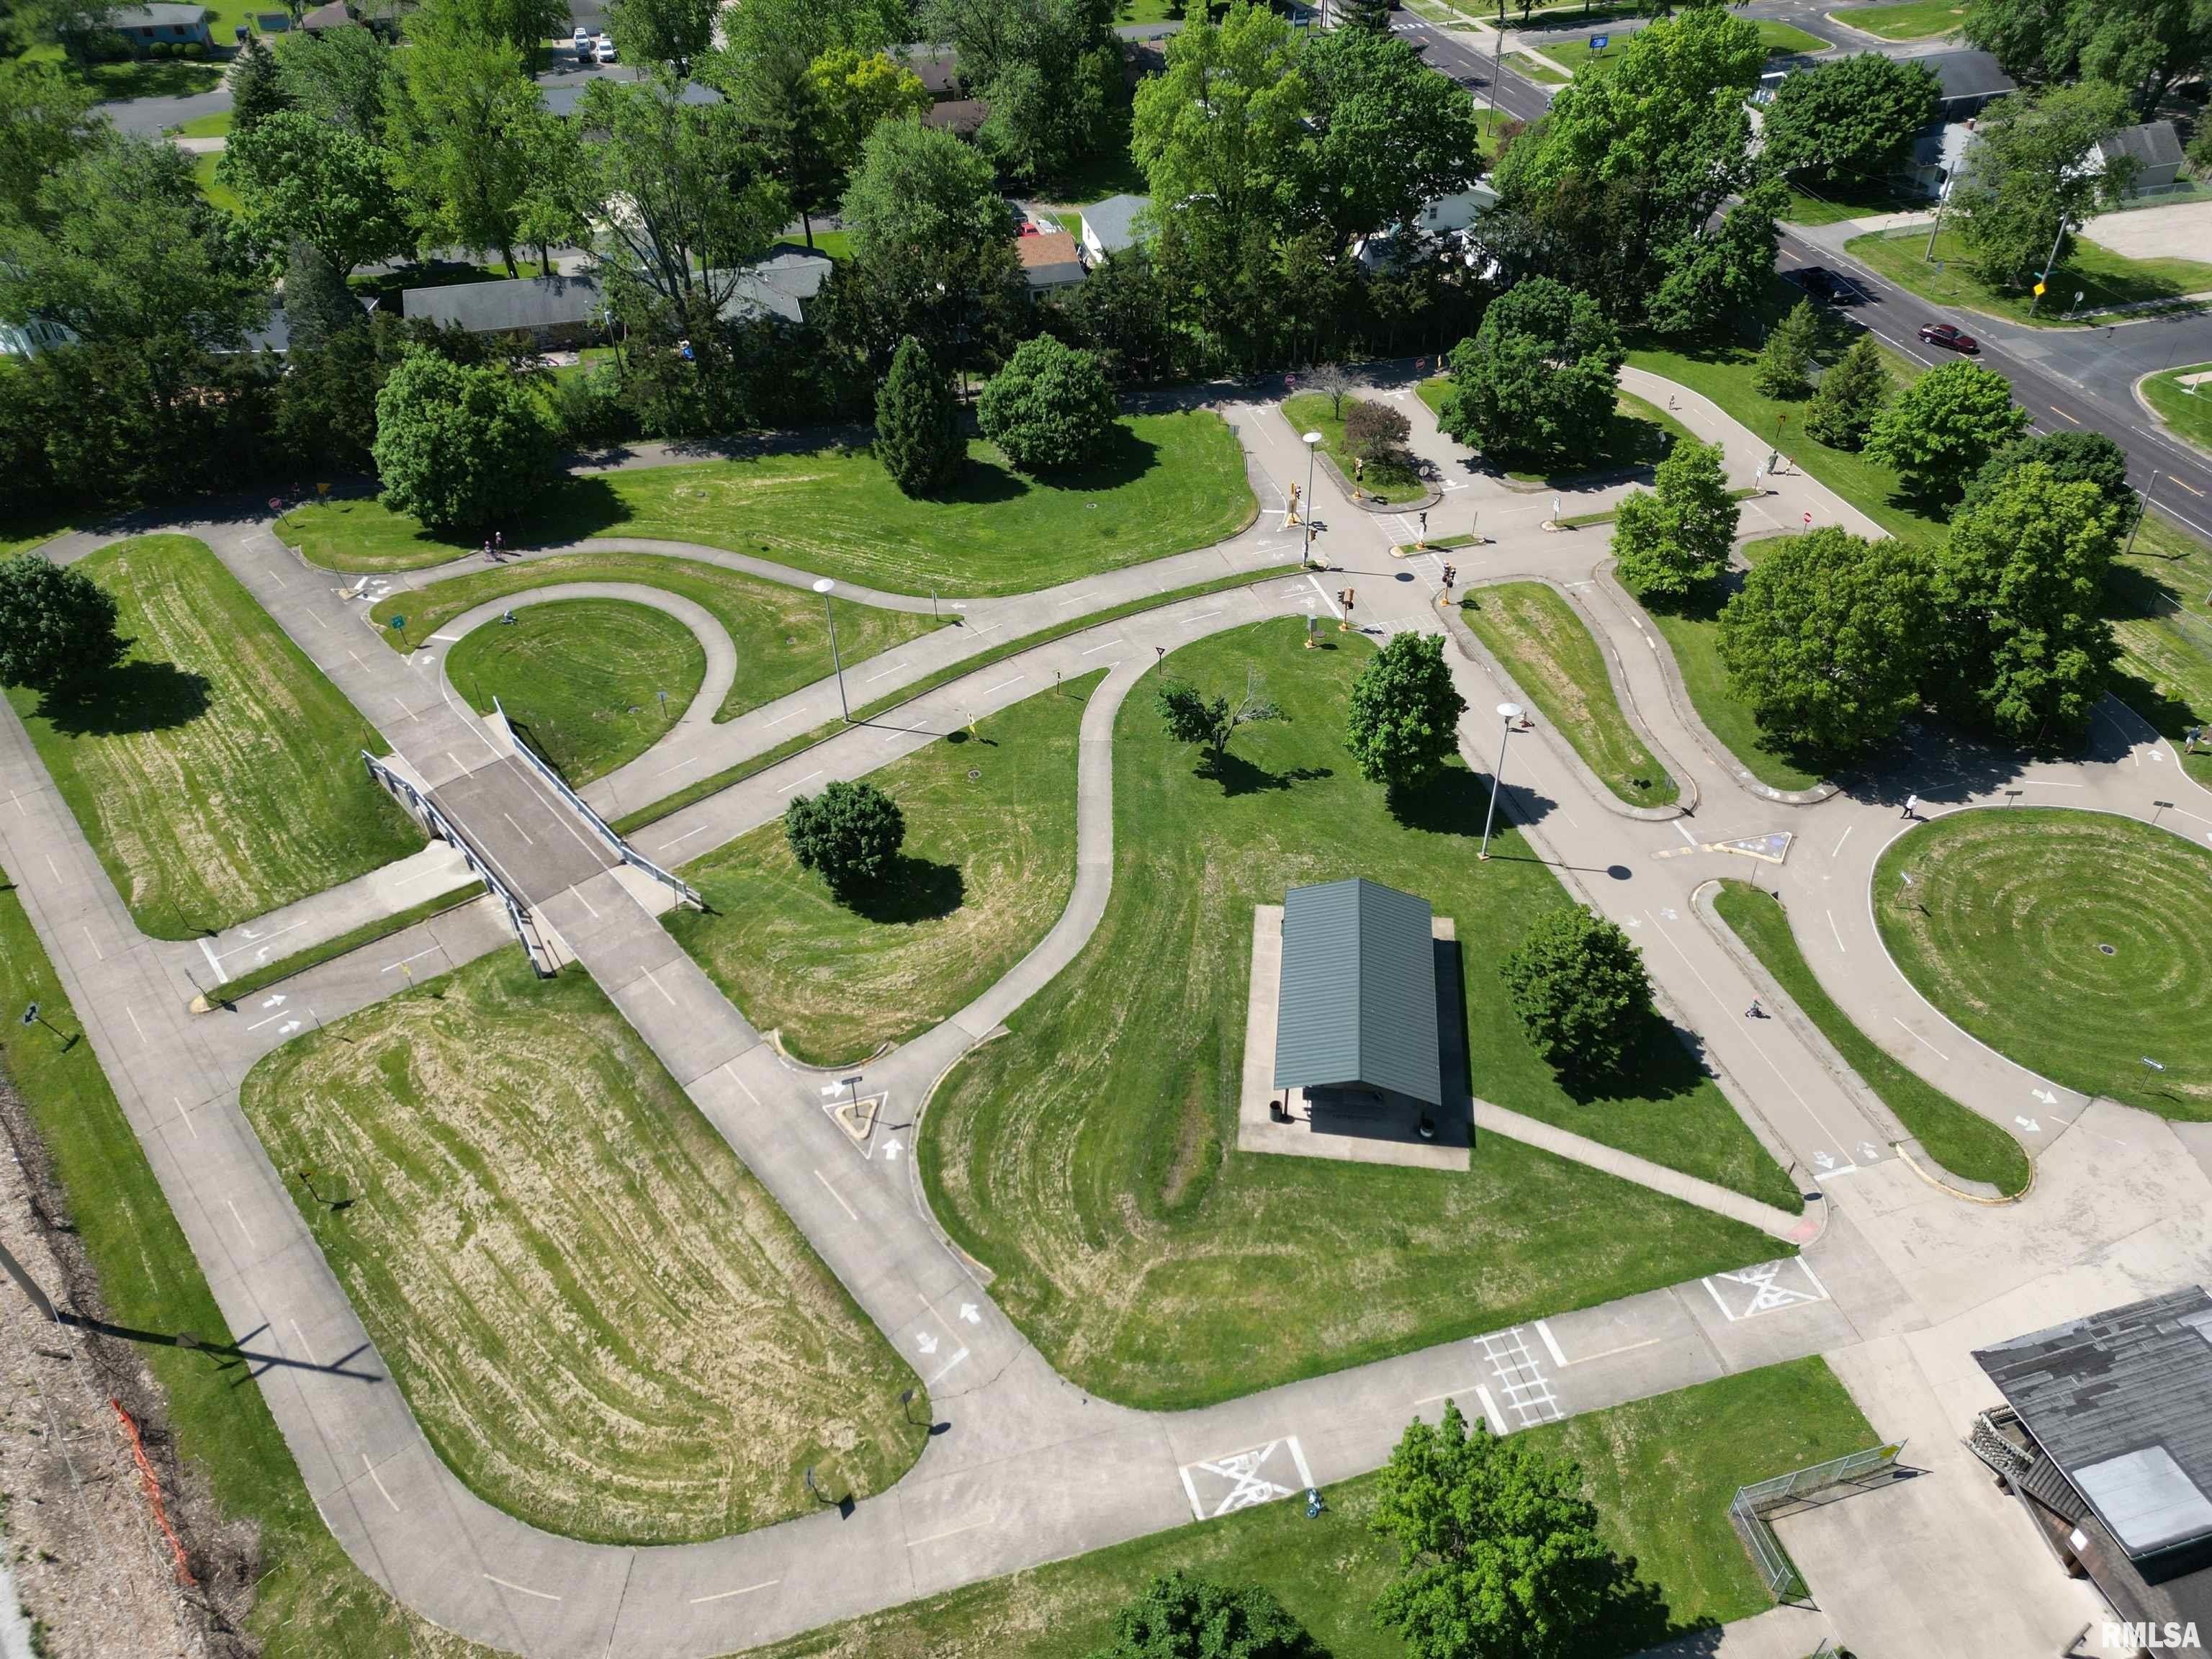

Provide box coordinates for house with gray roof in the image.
[1968,1287,2212,1653]
[401,271,609,344]
[714,248,834,325]
[2093,121,2187,196]
[1904,48,2015,120]
[1078,194,1151,266]
[1272,878,1444,1111]
[104,3,213,49]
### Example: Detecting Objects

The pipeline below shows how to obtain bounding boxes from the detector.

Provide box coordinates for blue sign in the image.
[1589,32,1609,48]
[387,615,407,630]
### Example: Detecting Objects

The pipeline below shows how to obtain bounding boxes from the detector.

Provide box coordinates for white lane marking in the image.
[500,811,536,846]
[644,968,677,1007]
[1306,575,1343,618]
[380,945,443,973]
[1473,1385,1509,1435]
[1674,821,1698,846]
[689,1581,779,1605]
[225,1200,256,1249]
[865,662,907,682]
[907,1516,993,1549]
[926,1345,971,1386]
[1830,824,1853,858]
[812,1169,859,1222]
[362,1454,401,1512]
[199,937,228,983]
[662,824,713,845]
[572,886,599,920]
[1557,1335,1660,1364]
[777,770,825,794]
[482,1574,563,1603]
[980,675,1025,696]
[428,633,462,642]
[727,1065,761,1107]
[1081,639,1123,655]
[1534,1320,1568,1367]
[289,1318,320,1366]
[2048,405,2080,425]
[1181,608,1223,624]
[125,1005,145,1041]
[1891,1017,1951,1061]
[765,709,806,727]
[81,926,102,961]
[247,1008,294,1030]
[1054,592,1100,608]
[1827,909,1846,953]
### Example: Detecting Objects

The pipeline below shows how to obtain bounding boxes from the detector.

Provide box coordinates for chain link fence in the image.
[1730,1441,1907,1603]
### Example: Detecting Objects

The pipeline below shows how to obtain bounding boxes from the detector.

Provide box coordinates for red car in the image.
[1918,322,1980,355]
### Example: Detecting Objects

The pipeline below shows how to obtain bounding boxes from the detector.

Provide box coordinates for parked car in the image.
[594,35,617,61]
[572,24,589,55]
[1793,265,1836,300]
[1918,322,1979,354]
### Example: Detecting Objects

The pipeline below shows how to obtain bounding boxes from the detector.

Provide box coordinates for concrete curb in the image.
[1272,400,1443,515]
[2130,368,2212,466]
[1442,575,1695,822]
[1590,563,1842,807]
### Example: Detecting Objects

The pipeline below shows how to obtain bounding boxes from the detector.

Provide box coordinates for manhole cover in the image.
[967,768,981,781]
[2099,943,2117,956]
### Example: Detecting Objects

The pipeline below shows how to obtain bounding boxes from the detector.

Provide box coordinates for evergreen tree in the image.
[1337,0,1395,28]
[230,33,294,137]
[1802,334,1889,451]
[874,336,963,497]
[1752,298,1820,398]
[0,553,125,692]
[785,778,906,898]
[282,236,364,351]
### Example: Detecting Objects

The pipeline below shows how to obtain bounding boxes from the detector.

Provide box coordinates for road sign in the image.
[2033,280,2046,296]
[387,615,406,630]
[19,1003,36,1027]
[1589,32,1608,48]
[1802,511,1812,526]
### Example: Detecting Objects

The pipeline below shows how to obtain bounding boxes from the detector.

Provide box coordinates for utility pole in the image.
[2125,472,2158,557]
[1922,179,1950,262]
[2026,215,2068,318]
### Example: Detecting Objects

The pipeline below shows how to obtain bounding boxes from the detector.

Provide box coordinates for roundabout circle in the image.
[1873,808,2212,1119]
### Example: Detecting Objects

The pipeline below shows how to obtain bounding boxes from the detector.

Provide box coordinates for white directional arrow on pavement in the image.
[2016,1115,2041,1133]
[277,1020,302,1035]
[959,1303,980,1325]
[881,1139,903,1161]
[916,1331,938,1355]
[819,1083,840,1097]
[261,994,287,1009]
[1813,1149,1835,1169]
[2031,1088,2057,1106]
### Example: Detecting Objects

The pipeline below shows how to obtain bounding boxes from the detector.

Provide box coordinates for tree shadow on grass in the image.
[1033,421,1161,494]
[1555,1010,1720,1107]
[845,855,965,925]
[1385,765,1563,835]
[1205,752,1333,796]
[35,660,210,739]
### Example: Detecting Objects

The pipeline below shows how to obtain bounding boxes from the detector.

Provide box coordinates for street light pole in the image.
[2027,215,2068,318]
[813,577,849,721]
[1303,430,1321,518]
[1478,701,1523,861]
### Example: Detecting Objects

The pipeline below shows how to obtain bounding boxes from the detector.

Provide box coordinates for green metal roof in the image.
[1271,878,1442,1107]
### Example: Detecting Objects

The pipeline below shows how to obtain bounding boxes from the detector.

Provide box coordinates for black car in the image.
[1793,265,1837,300]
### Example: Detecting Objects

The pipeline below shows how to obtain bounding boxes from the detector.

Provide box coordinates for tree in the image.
[1084,1572,1316,1659]
[220,109,410,279]
[1752,298,1821,399]
[1645,179,1782,340]
[231,32,295,136]
[1371,1400,1629,1659]
[1611,440,1737,603]
[784,778,906,897]
[0,60,96,228]
[838,117,1020,359]
[1046,248,1184,386]
[920,0,1119,186]
[1300,24,1484,254]
[1866,359,2029,500]
[437,0,572,65]
[608,0,721,71]
[1306,364,1362,419]
[274,23,395,138]
[385,2,545,275]
[1156,676,1284,772]
[1933,462,2121,745]
[1717,528,1930,755]
[1802,334,1889,450]
[283,235,365,351]
[0,554,124,691]
[1760,53,1940,185]
[1948,81,2138,289]
[875,336,963,497]
[1342,397,1411,467]
[1434,277,1622,466]
[1498,907,1654,1081]
[372,349,557,531]
[1966,0,2211,120]
[978,335,1118,473]
[1960,429,2135,526]
[808,48,934,177]
[1344,632,1467,795]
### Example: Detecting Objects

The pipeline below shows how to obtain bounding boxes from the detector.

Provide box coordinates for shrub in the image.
[785,779,906,898]
[371,348,558,533]
[1342,396,1412,467]
[1500,905,1653,1079]
[977,334,1117,473]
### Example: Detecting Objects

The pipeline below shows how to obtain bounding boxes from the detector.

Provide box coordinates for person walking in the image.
[1901,794,1919,820]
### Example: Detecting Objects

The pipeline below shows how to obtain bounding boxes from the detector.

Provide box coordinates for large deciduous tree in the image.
[1932,462,2121,745]
[606,0,720,72]
[978,335,1117,472]
[1948,80,2138,289]
[785,778,907,898]
[1300,24,1483,254]
[0,60,96,228]
[1344,632,1467,796]
[1156,676,1284,773]
[1498,907,1654,1082]
[385,0,547,274]
[1959,429,2136,526]
[1966,0,2211,119]
[920,0,1120,186]
[1717,527,1932,755]
[875,336,963,497]
[0,554,125,692]
[1760,52,1940,186]
[274,22,395,138]
[1610,439,1738,604]
[1866,359,2029,500]
[372,348,558,531]
[220,108,410,279]
[1434,276,1622,466]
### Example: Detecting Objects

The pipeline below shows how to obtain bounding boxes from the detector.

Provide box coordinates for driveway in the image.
[2080,198,2212,266]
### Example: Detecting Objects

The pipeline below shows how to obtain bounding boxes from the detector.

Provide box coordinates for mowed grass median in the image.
[4,536,422,939]
[755,1356,1874,1659]
[1460,583,1679,806]
[1874,809,2212,1119]
[367,549,943,723]
[239,953,929,1544]
[921,621,1791,1410]
[668,675,1097,1065]
[277,410,1256,594]
[447,598,705,784]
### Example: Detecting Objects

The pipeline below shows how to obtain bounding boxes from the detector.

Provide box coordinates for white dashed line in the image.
[689,1581,778,1605]
[362,1454,402,1512]
[482,1574,562,1603]
[813,1169,859,1221]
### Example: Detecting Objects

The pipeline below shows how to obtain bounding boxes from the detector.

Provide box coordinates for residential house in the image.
[1077,194,1151,266]
[0,318,78,361]
[104,3,214,50]
[1907,48,2016,122]
[1967,1287,2212,1658]
[402,272,610,346]
[715,248,834,325]
[1902,120,1981,200]
[2092,121,2187,196]
[1017,230,1087,294]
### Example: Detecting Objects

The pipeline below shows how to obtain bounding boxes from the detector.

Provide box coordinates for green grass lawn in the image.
[0,514,72,557]
[1781,177,1930,226]
[446,598,704,785]
[1420,379,1694,485]
[1874,809,2212,1118]
[17,45,223,99]
[1714,882,2031,1193]
[1637,577,1829,793]
[1848,227,2212,327]
[1627,301,1936,546]
[920,620,1793,1410]
[366,549,942,724]
[191,148,240,214]
[1549,19,1822,73]
[1834,0,1968,37]
[670,675,1096,1065]
[238,952,929,1545]
[1282,391,1429,505]
[4,536,421,939]
[770,229,853,261]
[1508,50,1570,83]
[754,1356,1874,1659]
[2144,364,2212,453]
[1474,104,1522,166]
[2105,513,2212,791]
[169,108,231,138]
[1460,583,1679,806]
[0,880,506,1659]
[276,411,1256,594]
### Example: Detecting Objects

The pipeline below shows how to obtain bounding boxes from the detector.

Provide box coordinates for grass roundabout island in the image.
[446,598,706,785]
[1874,808,2212,1118]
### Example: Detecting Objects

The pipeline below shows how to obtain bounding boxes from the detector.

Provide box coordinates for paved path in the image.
[4,373,2211,1658]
